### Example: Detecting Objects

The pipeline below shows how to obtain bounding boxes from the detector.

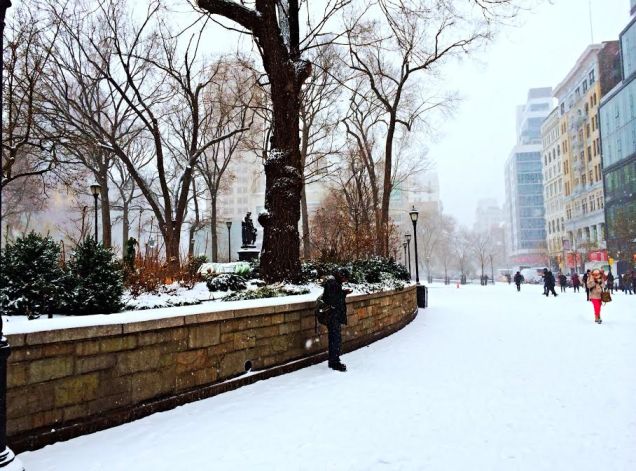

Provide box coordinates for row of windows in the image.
[604,159,636,205]
[600,79,636,167]
[559,71,596,116]
[547,217,566,235]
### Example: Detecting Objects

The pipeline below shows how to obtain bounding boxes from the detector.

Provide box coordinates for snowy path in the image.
[19,284,636,471]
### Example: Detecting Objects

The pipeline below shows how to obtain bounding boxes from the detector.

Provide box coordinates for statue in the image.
[241,212,257,247]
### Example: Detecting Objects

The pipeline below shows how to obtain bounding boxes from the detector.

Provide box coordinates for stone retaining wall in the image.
[6,286,417,451]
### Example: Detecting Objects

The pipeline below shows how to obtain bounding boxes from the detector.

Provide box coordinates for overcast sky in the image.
[430,0,630,227]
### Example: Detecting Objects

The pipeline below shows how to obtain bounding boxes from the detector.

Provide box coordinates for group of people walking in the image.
[511,267,634,324]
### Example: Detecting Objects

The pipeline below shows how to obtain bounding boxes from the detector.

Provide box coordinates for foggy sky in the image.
[431,0,629,227]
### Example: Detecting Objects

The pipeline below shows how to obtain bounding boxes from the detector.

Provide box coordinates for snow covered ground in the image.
[18,283,636,471]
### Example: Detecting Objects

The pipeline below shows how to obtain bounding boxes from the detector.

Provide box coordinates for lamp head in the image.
[405,234,411,242]
[226,221,232,229]
[409,206,419,223]
[90,183,102,197]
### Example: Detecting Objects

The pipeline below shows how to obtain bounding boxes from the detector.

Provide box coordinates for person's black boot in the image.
[329,362,347,372]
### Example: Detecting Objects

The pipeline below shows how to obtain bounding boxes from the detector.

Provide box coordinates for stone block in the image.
[88,392,132,415]
[188,323,221,349]
[234,333,256,350]
[270,314,285,325]
[8,362,28,388]
[284,312,301,323]
[76,354,116,374]
[184,311,233,325]
[26,325,122,346]
[131,369,174,403]
[42,343,75,357]
[29,357,74,383]
[137,327,187,347]
[62,404,89,422]
[115,347,163,375]
[278,322,300,335]
[6,334,25,347]
[54,373,100,408]
[76,341,101,356]
[206,341,234,357]
[7,383,55,417]
[219,351,246,378]
[100,336,138,353]
[271,336,289,353]
[176,349,208,374]
[122,316,185,334]
[7,415,32,435]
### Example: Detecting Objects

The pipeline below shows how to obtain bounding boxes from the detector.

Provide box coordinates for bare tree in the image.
[194,57,257,262]
[42,0,248,269]
[195,0,353,281]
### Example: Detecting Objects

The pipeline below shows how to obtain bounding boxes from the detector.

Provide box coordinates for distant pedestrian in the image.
[586,269,605,324]
[506,273,512,285]
[571,273,581,293]
[484,274,489,285]
[322,268,352,372]
[632,270,636,294]
[583,269,591,301]
[544,269,558,297]
[558,272,567,293]
[606,271,615,294]
[513,271,524,292]
[623,272,633,295]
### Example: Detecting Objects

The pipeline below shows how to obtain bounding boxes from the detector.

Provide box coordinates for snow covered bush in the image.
[64,237,124,315]
[206,274,247,292]
[223,285,310,301]
[0,232,68,317]
[350,257,410,284]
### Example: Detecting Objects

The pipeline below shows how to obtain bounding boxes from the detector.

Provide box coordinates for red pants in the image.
[591,299,602,319]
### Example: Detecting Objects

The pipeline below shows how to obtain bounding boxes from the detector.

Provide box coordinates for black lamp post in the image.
[410,206,427,309]
[90,184,101,242]
[0,1,24,468]
[405,234,412,278]
[226,221,232,262]
[409,208,419,283]
[402,242,407,266]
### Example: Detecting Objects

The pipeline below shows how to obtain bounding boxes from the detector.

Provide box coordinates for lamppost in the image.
[402,242,407,266]
[405,234,412,278]
[226,221,232,262]
[426,256,431,284]
[90,184,101,242]
[409,206,427,308]
[0,1,25,468]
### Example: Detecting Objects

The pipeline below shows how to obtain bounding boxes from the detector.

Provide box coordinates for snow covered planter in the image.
[4,285,417,451]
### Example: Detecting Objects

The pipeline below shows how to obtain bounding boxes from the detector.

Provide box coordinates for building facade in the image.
[540,108,567,269]
[504,88,552,266]
[600,9,636,267]
[553,42,621,271]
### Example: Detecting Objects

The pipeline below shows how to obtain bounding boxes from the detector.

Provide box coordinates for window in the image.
[589,69,595,84]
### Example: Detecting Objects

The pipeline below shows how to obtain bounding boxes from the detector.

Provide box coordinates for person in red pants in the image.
[586,269,605,324]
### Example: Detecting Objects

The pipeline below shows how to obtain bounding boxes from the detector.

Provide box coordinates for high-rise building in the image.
[600,5,636,266]
[473,198,504,234]
[554,42,621,271]
[540,107,567,270]
[504,88,552,266]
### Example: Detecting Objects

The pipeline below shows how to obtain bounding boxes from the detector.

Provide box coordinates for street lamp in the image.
[405,234,412,278]
[0,1,25,468]
[90,183,101,242]
[409,207,420,283]
[409,206,427,308]
[402,242,407,267]
[226,221,232,262]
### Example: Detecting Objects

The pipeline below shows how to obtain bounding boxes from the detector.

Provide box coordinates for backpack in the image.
[314,294,332,327]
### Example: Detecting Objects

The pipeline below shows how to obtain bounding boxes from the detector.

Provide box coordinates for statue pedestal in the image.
[238,246,259,262]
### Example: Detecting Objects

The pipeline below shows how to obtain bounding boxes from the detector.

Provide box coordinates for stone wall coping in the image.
[5,285,415,346]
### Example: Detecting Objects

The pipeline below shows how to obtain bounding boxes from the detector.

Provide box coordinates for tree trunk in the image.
[122,200,129,258]
[380,116,396,257]
[300,184,310,259]
[98,174,112,248]
[188,224,196,258]
[211,194,218,262]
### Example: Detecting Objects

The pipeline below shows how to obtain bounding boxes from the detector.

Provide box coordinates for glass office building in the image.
[600,14,636,261]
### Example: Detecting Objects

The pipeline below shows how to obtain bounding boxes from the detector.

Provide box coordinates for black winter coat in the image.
[322,276,348,325]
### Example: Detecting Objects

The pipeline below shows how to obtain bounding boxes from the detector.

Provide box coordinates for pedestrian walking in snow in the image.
[571,273,581,293]
[606,271,615,294]
[544,269,558,297]
[322,268,352,372]
[623,272,633,295]
[513,271,523,292]
[506,273,512,284]
[558,272,567,293]
[583,269,591,300]
[587,269,606,324]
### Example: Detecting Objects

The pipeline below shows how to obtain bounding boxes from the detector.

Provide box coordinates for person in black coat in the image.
[322,268,352,372]
[513,271,524,292]
[558,273,567,293]
[583,270,591,300]
[544,269,558,297]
